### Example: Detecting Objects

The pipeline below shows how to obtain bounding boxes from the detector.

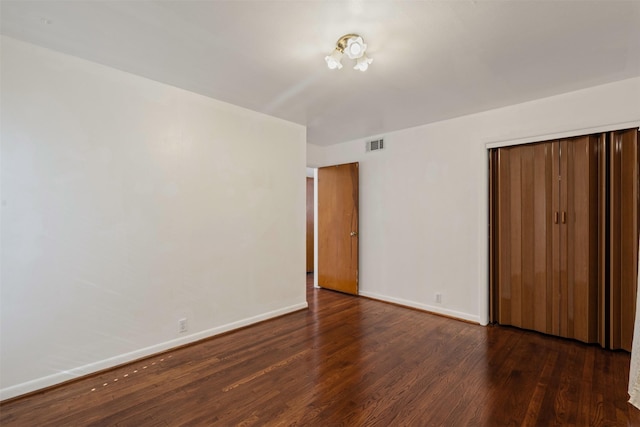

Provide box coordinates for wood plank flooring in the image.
[2,274,640,426]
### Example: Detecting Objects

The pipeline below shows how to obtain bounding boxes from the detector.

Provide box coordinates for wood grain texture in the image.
[494,142,554,335]
[521,144,535,331]
[2,274,640,426]
[534,143,554,334]
[559,139,569,338]
[317,163,359,295]
[552,140,562,336]
[609,129,640,351]
[510,146,523,326]
[562,135,599,343]
[598,134,608,347]
[610,132,622,349]
[619,130,639,350]
[493,137,603,344]
[497,147,513,324]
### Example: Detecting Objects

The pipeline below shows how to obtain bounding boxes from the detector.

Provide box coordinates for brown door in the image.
[490,130,639,349]
[306,177,314,273]
[317,162,359,295]
[493,141,555,335]
[491,137,600,343]
[559,136,599,343]
[609,129,639,350]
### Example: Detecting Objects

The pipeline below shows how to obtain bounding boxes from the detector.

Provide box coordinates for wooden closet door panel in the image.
[494,143,554,333]
[564,136,599,343]
[587,135,601,343]
[519,144,554,332]
[520,144,535,329]
[610,133,622,348]
[619,130,639,349]
[495,145,526,327]
[552,140,563,336]
[597,134,608,347]
[610,129,639,350]
[508,147,523,326]
[533,143,555,334]
[559,139,572,338]
[496,148,513,325]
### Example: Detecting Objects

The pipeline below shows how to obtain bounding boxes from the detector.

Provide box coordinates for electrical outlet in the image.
[435,293,442,304]
[179,318,188,333]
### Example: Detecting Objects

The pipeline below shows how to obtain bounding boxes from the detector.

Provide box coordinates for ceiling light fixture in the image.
[325,34,373,71]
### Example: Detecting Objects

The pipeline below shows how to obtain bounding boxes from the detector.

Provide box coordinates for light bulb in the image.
[325,49,343,70]
[354,54,373,71]
[349,43,361,57]
[345,36,366,59]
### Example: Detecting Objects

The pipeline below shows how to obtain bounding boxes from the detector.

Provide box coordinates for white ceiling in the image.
[2,1,640,146]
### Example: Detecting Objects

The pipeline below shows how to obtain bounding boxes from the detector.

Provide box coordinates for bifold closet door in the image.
[491,129,639,348]
[494,142,555,335]
[609,129,640,351]
[491,137,601,344]
[559,136,600,343]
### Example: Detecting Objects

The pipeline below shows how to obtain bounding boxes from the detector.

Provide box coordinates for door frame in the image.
[316,162,359,295]
[313,167,319,288]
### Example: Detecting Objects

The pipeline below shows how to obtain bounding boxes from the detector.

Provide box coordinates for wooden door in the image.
[491,129,639,348]
[317,163,359,295]
[493,142,555,334]
[492,137,600,343]
[306,177,314,273]
[551,140,562,336]
[560,136,599,343]
[609,129,640,350]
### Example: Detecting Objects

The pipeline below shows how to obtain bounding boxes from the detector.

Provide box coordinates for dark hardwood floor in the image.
[2,274,640,426]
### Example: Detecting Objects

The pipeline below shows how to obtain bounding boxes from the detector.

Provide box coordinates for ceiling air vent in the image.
[366,138,385,152]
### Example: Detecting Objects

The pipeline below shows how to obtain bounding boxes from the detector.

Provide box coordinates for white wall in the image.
[308,77,640,324]
[0,37,307,400]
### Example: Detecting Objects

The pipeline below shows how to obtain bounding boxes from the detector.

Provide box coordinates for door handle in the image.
[350,231,358,237]
[554,212,558,224]
[562,211,566,224]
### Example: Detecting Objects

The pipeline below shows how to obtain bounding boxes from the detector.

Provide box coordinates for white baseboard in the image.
[358,290,480,324]
[0,302,308,401]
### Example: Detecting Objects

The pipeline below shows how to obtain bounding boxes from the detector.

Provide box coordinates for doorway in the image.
[317,162,359,295]
[306,168,315,274]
